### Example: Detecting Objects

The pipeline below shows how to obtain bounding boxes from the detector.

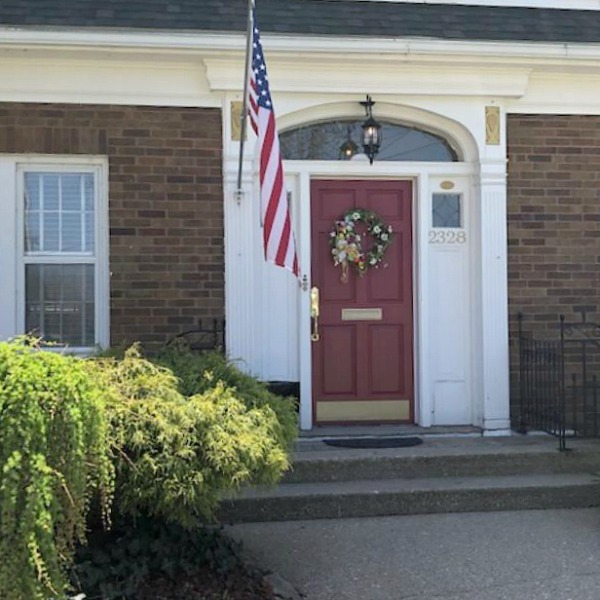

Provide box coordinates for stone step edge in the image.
[289,448,600,463]
[244,473,600,498]
[218,474,600,523]
[283,451,600,483]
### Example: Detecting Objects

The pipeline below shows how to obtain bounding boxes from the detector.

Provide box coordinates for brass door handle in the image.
[311,286,320,342]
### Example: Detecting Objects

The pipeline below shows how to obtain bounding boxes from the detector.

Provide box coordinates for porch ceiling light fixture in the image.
[360,95,382,165]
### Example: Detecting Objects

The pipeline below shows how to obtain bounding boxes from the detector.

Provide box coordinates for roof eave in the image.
[1,25,600,64]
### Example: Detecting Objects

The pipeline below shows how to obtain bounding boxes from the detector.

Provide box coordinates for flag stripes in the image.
[248,5,299,277]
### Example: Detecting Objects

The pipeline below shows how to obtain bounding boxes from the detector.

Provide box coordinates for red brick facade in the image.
[507,114,600,405]
[0,103,224,346]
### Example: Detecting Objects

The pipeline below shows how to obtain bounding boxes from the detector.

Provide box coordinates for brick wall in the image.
[0,103,224,346]
[507,114,600,410]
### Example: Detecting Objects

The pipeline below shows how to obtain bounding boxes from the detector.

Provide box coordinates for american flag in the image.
[248,5,299,277]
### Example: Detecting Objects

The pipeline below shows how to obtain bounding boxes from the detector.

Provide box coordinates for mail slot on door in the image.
[341,308,383,321]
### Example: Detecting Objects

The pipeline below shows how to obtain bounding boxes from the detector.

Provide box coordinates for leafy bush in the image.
[157,344,297,451]
[0,340,295,599]
[91,347,293,527]
[0,339,114,600]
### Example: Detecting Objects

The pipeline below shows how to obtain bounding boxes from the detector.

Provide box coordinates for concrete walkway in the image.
[228,508,600,600]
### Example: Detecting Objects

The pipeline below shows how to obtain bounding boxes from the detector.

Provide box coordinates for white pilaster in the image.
[223,151,260,374]
[477,159,511,432]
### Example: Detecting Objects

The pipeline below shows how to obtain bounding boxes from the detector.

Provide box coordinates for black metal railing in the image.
[518,316,566,450]
[518,312,600,451]
[562,312,600,441]
[166,318,226,354]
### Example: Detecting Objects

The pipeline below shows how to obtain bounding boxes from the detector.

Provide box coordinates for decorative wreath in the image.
[329,208,393,283]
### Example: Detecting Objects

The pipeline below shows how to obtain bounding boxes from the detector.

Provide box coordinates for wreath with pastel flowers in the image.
[329,208,393,282]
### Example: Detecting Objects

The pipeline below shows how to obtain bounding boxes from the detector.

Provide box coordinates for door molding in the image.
[291,161,474,431]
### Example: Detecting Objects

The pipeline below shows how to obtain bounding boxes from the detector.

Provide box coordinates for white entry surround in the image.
[223,92,510,434]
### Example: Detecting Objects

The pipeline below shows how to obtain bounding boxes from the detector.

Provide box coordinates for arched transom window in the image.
[280,120,459,162]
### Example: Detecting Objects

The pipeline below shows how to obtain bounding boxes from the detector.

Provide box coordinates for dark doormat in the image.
[323,436,423,449]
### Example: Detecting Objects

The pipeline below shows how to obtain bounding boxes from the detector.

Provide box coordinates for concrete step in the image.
[219,473,600,523]
[286,436,600,483]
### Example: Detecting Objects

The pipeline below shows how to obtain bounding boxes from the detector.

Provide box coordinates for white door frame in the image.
[286,160,476,430]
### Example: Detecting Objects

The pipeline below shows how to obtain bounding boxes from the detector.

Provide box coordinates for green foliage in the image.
[0,339,295,599]
[91,347,294,526]
[73,517,242,600]
[156,344,297,451]
[0,339,114,600]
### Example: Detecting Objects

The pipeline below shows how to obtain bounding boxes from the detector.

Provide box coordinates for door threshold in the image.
[298,424,483,440]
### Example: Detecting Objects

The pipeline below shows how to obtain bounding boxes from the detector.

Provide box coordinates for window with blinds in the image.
[22,170,100,348]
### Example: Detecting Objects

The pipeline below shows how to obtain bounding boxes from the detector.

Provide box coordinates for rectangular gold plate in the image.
[317,400,410,422]
[341,308,383,321]
[230,101,245,141]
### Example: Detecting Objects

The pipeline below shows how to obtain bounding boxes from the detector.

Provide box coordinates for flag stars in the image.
[250,11,276,110]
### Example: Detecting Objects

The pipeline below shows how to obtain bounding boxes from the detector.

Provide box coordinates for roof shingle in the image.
[1,0,600,44]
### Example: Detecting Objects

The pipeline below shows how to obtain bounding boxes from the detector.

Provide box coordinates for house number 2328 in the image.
[428,230,467,244]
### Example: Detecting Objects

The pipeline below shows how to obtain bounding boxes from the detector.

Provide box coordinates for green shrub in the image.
[0,339,114,600]
[0,340,295,599]
[91,347,293,527]
[156,344,297,451]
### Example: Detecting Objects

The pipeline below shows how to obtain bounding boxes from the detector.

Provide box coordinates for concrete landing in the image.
[287,436,600,482]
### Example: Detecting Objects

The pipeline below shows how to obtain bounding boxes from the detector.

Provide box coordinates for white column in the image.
[478,159,511,434]
[223,153,261,374]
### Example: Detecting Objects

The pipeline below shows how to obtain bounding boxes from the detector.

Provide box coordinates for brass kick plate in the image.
[341,308,383,321]
[317,399,410,422]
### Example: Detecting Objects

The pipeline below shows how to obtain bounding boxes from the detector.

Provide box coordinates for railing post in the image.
[559,315,567,451]
[593,374,598,438]
[517,313,526,434]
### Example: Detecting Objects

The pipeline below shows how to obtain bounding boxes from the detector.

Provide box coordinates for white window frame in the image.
[9,155,110,352]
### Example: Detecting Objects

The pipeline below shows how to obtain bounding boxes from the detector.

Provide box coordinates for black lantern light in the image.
[339,125,358,160]
[360,95,381,164]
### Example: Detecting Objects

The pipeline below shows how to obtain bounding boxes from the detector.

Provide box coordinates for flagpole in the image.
[235,0,254,205]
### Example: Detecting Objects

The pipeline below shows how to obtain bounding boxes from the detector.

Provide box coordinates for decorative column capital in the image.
[477,159,508,188]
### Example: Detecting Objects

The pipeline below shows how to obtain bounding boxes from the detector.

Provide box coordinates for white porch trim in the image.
[477,159,511,432]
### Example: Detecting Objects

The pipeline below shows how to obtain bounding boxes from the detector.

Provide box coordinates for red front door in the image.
[311,180,414,424]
